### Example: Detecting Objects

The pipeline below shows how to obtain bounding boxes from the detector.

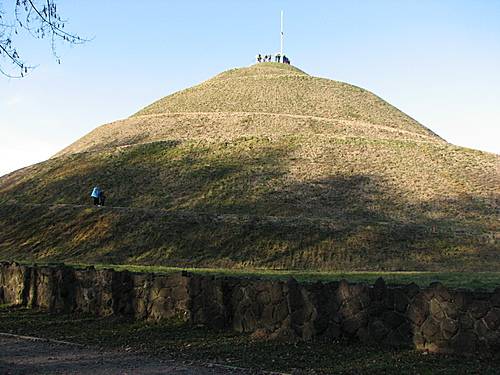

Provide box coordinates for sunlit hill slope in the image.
[0,63,498,271]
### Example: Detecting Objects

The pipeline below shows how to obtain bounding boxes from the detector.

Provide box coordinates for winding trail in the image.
[131,111,442,142]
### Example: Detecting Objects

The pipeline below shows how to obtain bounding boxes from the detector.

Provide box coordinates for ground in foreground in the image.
[0,335,255,375]
[1,307,499,374]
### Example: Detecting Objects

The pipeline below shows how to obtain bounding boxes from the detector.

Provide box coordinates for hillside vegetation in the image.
[0,63,498,271]
[57,63,441,157]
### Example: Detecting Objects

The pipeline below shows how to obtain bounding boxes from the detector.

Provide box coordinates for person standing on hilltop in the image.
[275,53,281,63]
[91,186,101,206]
[256,54,262,63]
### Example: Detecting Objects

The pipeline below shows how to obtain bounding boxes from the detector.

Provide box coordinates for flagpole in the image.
[280,10,284,58]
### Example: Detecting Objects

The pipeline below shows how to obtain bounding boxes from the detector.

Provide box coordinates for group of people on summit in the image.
[256,53,290,64]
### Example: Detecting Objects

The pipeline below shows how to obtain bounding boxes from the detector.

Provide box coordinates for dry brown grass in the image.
[0,62,498,272]
[55,112,443,157]
[133,64,437,139]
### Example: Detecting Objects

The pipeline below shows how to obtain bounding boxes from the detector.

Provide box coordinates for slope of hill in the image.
[0,63,498,271]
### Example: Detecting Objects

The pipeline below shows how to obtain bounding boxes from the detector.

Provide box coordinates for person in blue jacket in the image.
[91,186,101,206]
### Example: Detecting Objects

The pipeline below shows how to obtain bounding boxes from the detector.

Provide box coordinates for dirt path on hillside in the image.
[130,111,441,142]
[0,335,279,375]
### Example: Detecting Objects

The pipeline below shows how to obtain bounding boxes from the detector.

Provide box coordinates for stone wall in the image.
[1,262,499,354]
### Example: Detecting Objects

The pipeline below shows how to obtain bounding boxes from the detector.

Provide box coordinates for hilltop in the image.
[56,63,441,157]
[0,63,498,271]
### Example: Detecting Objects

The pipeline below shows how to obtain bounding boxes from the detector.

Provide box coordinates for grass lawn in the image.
[22,261,500,290]
[1,306,499,374]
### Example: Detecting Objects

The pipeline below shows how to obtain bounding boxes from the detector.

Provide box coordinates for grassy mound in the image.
[55,112,442,157]
[0,137,497,271]
[133,64,437,138]
[0,63,497,271]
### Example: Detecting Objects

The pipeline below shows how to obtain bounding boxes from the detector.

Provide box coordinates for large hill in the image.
[0,63,498,271]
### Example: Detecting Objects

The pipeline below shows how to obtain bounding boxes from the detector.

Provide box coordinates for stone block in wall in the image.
[136,272,192,322]
[441,300,460,320]
[73,267,116,316]
[372,277,386,301]
[412,331,425,348]
[430,283,452,303]
[189,274,226,329]
[429,299,445,320]
[138,275,154,319]
[458,313,475,330]
[421,316,440,339]
[383,289,395,310]
[403,283,420,299]
[469,300,491,319]
[484,307,500,331]
[248,279,292,337]
[273,300,289,323]
[336,279,351,300]
[0,262,29,305]
[148,272,190,321]
[393,288,410,313]
[109,269,134,316]
[368,319,389,342]
[27,265,76,313]
[338,283,370,321]
[441,318,459,340]
[287,278,315,340]
[492,288,500,307]
[450,330,478,353]
[342,310,368,336]
[96,269,117,316]
[474,319,500,349]
[407,293,429,326]
[305,282,341,339]
[383,322,413,348]
[382,310,407,329]
[231,282,260,333]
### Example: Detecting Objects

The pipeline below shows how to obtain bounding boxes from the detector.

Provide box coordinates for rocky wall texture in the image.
[1,262,499,354]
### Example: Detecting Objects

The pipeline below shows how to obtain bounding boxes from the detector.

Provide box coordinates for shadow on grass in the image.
[0,139,497,271]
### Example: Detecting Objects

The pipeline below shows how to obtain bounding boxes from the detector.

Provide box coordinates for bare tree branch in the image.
[0,0,88,77]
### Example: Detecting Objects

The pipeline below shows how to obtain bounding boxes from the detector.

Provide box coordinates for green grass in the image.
[0,63,497,274]
[0,199,497,272]
[1,306,499,374]
[91,265,500,290]
[10,261,500,290]
[0,136,496,272]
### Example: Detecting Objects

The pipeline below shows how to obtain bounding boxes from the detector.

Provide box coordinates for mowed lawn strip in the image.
[15,261,500,290]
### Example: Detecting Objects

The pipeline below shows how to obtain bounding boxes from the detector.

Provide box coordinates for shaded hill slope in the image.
[0,137,497,270]
[0,63,498,270]
[0,201,497,271]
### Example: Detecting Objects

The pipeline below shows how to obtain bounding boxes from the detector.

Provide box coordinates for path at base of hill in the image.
[0,335,271,375]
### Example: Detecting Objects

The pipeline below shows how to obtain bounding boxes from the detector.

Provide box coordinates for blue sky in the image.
[0,0,499,175]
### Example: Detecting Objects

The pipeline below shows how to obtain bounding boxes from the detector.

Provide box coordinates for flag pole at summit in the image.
[280,10,284,58]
